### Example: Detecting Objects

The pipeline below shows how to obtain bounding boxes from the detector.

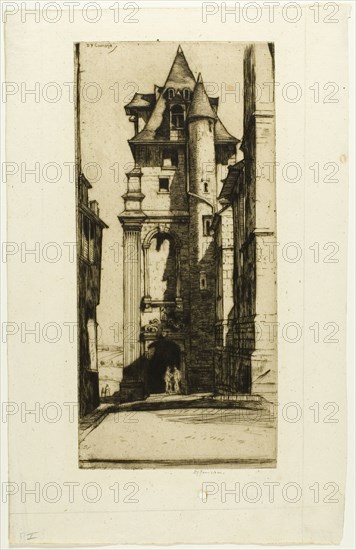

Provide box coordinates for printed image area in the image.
[77,42,277,467]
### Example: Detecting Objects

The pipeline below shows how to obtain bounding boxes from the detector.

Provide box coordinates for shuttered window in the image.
[81,215,96,263]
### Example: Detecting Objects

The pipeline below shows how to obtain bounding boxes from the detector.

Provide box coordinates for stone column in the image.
[118,166,145,371]
[122,224,142,367]
[142,243,151,303]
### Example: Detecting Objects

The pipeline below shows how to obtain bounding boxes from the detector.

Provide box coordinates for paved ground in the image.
[79,394,276,467]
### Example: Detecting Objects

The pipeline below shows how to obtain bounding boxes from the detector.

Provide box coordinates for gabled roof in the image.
[125,93,155,113]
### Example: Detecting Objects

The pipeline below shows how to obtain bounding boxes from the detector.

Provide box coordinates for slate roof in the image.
[125,93,155,113]
[129,92,168,143]
[215,119,239,143]
[164,45,196,91]
[128,46,239,145]
[187,73,217,121]
[218,161,245,201]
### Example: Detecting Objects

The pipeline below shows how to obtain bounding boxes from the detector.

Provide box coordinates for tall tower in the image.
[119,46,238,402]
[187,74,218,391]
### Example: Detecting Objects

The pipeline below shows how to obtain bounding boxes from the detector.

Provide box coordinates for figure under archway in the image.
[147,339,181,394]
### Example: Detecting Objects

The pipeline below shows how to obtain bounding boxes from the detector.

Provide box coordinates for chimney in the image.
[89,200,99,217]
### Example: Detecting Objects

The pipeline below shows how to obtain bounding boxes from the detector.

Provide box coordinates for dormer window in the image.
[171,105,185,129]
[183,88,191,101]
[167,88,175,99]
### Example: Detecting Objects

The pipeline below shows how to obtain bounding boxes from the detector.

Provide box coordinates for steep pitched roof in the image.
[128,47,239,146]
[215,118,239,143]
[164,45,196,91]
[129,92,168,143]
[188,74,238,143]
[218,161,245,201]
[125,93,155,112]
[187,74,217,121]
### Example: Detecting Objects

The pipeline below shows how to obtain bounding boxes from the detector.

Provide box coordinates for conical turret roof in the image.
[128,48,239,145]
[187,74,218,121]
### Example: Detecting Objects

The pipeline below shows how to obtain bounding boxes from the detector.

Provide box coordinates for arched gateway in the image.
[147,338,181,394]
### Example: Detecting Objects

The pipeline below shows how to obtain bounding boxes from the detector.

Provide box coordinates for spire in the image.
[164,46,196,91]
[187,73,217,121]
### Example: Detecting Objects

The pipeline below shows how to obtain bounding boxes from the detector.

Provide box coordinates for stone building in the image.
[78,173,108,416]
[118,46,238,401]
[214,43,277,400]
[212,202,236,392]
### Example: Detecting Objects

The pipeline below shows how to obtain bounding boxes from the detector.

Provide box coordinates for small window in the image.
[159,177,170,192]
[167,88,175,99]
[203,215,213,236]
[162,148,178,168]
[171,105,185,129]
[203,181,209,193]
[183,88,190,100]
[200,271,207,290]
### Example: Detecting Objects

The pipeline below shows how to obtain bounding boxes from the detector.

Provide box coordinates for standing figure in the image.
[164,366,173,394]
[173,366,181,394]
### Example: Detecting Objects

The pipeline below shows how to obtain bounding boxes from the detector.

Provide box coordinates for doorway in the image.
[147,338,181,394]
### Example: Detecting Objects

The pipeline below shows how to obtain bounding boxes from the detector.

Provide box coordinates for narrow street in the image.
[79,394,276,468]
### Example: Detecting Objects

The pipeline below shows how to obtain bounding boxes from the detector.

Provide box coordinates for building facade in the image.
[119,46,238,402]
[214,43,277,400]
[78,173,108,416]
[212,203,236,393]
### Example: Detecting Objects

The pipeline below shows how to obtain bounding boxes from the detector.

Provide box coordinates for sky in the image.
[79,41,245,347]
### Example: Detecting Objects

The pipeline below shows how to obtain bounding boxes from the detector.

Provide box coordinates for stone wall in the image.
[241,43,277,399]
[213,43,276,401]
[187,117,217,392]
[139,146,188,213]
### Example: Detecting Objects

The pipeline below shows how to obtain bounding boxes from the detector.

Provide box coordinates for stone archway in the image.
[147,338,181,394]
[142,226,182,308]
